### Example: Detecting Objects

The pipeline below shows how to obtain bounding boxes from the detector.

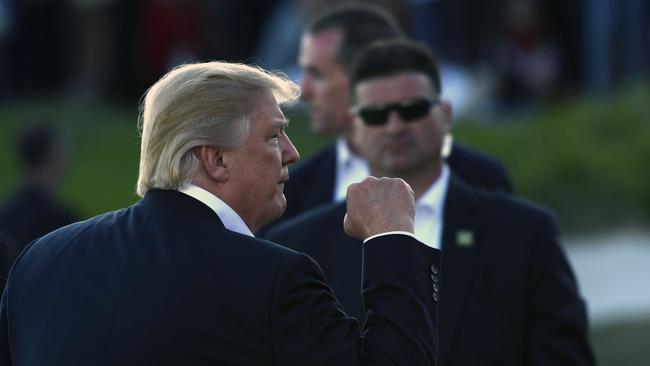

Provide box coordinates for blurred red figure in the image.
[140,0,208,82]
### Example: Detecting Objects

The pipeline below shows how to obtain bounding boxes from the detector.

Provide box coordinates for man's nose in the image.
[385,110,406,133]
[282,135,300,165]
[300,76,313,101]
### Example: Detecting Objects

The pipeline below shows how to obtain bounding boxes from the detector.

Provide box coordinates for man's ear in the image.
[440,100,453,133]
[194,146,228,182]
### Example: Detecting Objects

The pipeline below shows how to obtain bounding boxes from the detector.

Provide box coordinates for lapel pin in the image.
[456,230,474,248]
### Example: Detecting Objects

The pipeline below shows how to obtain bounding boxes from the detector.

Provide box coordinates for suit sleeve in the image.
[0,287,10,364]
[526,215,595,366]
[494,163,514,194]
[270,234,440,365]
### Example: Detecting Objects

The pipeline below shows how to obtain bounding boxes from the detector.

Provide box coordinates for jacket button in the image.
[430,265,439,275]
[433,292,439,302]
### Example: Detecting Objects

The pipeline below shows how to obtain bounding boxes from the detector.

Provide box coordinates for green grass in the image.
[454,86,650,232]
[591,317,650,366]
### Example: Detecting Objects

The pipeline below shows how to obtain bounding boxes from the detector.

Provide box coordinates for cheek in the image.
[357,130,381,156]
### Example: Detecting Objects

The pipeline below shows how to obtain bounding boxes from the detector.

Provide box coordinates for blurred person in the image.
[254,0,334,80]
[202,0,277,63]
[139,0,208,85]
[255,0,408,81]
[0,123,78,255]
[65,0,118,100]
[583,0,649,94]
[273,3,513,232]
[269,40,595,366]
[494,0,561,108]
[0,231,16,293]
[0,61,441,365]
[0,0,68,95]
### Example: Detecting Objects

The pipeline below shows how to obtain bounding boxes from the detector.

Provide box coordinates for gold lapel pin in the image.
[456,230,474,247]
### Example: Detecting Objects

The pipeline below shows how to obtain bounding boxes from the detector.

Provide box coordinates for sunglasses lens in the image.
[357,99,436,126]
[359,107,389,126]
[398,100,432,121]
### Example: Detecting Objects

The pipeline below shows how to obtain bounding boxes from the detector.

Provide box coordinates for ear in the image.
[439,100,453,133]
[194,146,228,182]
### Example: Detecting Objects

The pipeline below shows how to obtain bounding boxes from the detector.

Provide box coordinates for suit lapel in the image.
[439,176,481,363]
[304,144,337,209]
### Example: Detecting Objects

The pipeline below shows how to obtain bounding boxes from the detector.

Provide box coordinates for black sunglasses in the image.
[353,98,439,126]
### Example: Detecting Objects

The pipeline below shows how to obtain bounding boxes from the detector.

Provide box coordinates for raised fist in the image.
[344,176,415,240]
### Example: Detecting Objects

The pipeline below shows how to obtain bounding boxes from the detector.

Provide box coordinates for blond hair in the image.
[136,61,300,197]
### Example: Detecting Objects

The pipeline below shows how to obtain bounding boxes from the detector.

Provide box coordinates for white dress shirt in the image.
[364,164,450,250]
[413,164,450,249]
[178,183,254,237]
[333,138,369,202]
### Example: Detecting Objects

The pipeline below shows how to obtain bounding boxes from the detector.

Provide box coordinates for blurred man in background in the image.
[269,40,595,366]
[0,123,78,256]
[272,3,513,232]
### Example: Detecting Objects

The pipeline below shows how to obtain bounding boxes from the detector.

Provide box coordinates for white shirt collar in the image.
[178,183,254,238]
[336,137,354,165]
[334,138,369,202]
[413,164,450,249]
[417,163,450,213]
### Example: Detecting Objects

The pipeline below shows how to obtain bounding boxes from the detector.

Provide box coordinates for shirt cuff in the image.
[363,231,420,244]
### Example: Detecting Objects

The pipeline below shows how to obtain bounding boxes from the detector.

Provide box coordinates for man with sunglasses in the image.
[268,40,594,366]
[264,3,513,233]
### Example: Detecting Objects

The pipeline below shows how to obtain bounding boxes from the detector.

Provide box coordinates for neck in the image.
[374,162,443,200]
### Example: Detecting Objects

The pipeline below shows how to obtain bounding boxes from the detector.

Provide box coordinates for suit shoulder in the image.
[21,207,128,252]
[462,181,555,225]
[451,143,507,172]
[237,232,303,261]
[267,201,346,241]
[448,144,513,193]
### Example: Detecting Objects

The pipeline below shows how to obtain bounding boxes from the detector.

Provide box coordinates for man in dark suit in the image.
[0,124,78,255]
[273,4,512,231]
[269,41,594,366]
[0,61,441,365]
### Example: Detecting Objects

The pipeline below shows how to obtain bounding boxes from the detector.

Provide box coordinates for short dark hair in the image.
[350,40,442,96]
[16,123,58,168]
[306,3,404,74]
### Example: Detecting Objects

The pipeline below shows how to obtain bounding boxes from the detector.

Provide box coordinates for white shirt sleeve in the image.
[363,231,421,244]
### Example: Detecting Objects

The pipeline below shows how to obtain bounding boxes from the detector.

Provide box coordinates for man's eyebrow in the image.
[303,65,322,77]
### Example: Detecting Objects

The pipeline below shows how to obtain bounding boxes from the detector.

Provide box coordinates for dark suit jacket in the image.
[267,176,594,366]
[0,189,440,366]
[271,142,513,233]
[0,232,16,293]
[0,185,78,254]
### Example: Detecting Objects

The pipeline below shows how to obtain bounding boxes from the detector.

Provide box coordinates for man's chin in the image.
[269,196,288,222]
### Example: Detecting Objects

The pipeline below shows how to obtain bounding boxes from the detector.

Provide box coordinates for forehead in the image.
[251,91,285,122]
[299,30,343,65]
[355,72,435,104]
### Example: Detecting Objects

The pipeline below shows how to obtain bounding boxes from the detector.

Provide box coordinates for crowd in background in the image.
[0,0,648,117]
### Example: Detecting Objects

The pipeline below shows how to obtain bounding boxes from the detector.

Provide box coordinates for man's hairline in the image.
[304,27,347,68]
[352,71,440,104]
